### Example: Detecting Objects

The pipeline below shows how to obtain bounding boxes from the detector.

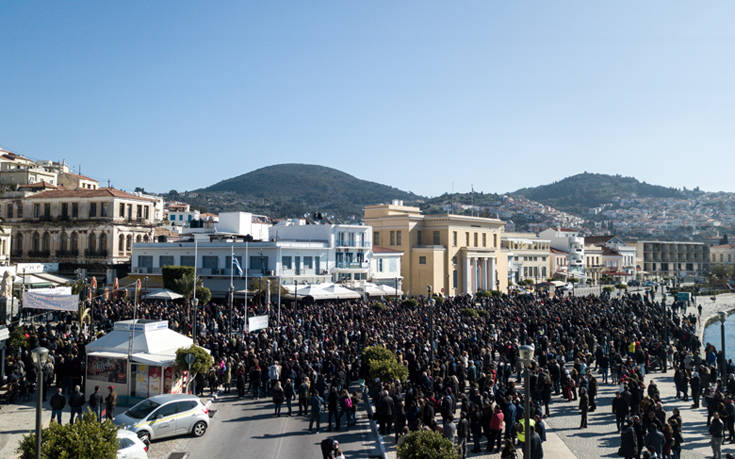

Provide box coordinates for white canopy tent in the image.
[142,288,184,301]
[85,320,197,399]
[283,282,361,300]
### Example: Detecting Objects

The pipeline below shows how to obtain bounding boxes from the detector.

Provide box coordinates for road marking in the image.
[271,412,289,459]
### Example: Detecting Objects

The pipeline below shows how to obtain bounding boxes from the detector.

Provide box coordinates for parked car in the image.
[117,429,148,459]
[114,394,210,443]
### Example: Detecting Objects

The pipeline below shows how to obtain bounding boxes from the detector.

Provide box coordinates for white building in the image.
[217,212,270,240]
[539,227,585,279]
[370,247,403,289]
[166,202,200,226]
[501,232,551,285]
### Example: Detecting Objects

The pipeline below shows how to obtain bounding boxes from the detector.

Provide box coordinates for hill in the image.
[181,164,420,218]
[513,172,685,215]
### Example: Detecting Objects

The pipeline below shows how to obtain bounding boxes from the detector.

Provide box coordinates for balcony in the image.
[335,261,369,270]
[56,250,80,258]
[84,249,109,258]
[27,250,51,258]
[335,241,370,249]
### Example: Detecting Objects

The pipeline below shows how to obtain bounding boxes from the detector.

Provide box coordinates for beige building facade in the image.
[710,244,735,267]
[1,188,156,280]
[363,202,507,296]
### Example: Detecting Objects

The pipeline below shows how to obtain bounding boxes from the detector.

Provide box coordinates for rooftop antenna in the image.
[107,179,111,188]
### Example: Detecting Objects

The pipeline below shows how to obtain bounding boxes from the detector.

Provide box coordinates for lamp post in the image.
[191,297,199,345]
[228,284,234,335]
[427,285,433,362]
[31,346,49,459]
[519,344,534,459]
[719,311,727,385]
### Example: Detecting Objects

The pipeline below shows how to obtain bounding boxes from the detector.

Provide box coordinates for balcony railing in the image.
[335,262,369,269]
[84,249,109,258]
[335,241,371,248]
[55,250,80,257]
[27,250,51,258]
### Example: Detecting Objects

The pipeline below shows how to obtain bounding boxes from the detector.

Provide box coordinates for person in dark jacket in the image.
[529,425,543,459]
[613,392,629,432]
[88,385,104,421]
[272,381,285,417]
[710,411,725,459]
[394,400,407,443]
[645,423,664,458]
[578,387,589,429]
[457,410,470,459]
[49,387,66,424]
[105,386,117,420]
[309,391,325,433]
[620,421,638,459]
[68,385,85,424]
[375,390,394,435]
[284,378,295,416]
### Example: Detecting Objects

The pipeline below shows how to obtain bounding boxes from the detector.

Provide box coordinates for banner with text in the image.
[248,315,269,332]
[23,291,79,312]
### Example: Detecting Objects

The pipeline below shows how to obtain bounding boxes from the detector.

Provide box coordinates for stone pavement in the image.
[0,393,213,459]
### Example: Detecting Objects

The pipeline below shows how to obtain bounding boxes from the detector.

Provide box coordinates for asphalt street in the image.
[183,393,380,459]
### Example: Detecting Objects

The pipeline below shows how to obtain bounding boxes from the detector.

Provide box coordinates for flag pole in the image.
[245,240,248,333]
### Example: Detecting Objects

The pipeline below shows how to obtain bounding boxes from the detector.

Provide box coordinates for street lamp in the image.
[719,311,727,385]
[519,344,535,459]
[31,347,49,459]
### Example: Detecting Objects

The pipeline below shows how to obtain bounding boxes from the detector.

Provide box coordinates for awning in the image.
[14,272,72,288]
[143,289,184,300]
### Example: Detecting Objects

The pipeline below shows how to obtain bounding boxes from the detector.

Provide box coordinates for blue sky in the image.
[1,2,733,197]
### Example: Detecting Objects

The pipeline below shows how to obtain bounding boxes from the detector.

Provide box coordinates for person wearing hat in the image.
[105,385,117,420]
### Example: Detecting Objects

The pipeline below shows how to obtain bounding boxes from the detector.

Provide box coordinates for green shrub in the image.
[9,325,28,350]
[603,286,614,293]
[432,294,444,305]
[615,283,628,290]
[401,298,419,309]
[175,345,214,375]
[363,345,395,364]
[368,358,409,384]
[17,410,117,459]
[195,286,212,306]
[475,290,489,298]
[461,308,479,318]
[372,302,387,312]
[397,430,460,459]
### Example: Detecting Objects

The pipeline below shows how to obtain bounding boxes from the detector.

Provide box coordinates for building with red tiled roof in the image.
[1,186,157,281]
[58,171,99,190]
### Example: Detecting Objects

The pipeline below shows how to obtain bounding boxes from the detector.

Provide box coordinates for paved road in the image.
[183,393,379,459]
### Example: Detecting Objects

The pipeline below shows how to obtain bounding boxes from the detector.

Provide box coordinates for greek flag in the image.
[232,257,243,276]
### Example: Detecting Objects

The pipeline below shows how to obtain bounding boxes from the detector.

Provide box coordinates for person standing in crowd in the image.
[272,380,285,417]
[309,390,324,433]
[49,387,66,424]
[88,385,104,421]
[710,411,725,459]
[105,385,117,420]
[68,385,85,424]
[578,387,589,429]
[284,378,295,417]
[620,420,638,459]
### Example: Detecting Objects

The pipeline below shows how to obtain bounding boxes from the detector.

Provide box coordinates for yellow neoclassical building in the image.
[363,201,508,296]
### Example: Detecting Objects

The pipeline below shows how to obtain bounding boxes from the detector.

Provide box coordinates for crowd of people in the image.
[1,285,733,459]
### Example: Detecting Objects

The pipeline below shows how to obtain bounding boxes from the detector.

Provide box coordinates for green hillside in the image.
[513,172,685,215]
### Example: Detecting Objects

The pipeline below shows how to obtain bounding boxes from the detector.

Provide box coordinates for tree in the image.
[195,286,211,306]
[397,430,460,459]
[17,411,117,459]
[363,345,408,384]
[175,345,214,390]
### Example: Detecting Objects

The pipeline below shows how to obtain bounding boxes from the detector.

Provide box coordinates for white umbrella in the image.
[321,283,361,300]
[142,289,184,300]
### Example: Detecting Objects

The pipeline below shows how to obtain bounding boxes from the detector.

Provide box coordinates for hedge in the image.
[17,411,117,459]
[397,430,460,459]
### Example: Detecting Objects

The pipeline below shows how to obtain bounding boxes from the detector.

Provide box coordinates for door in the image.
[174,400,199,434]
[148,402,178,439]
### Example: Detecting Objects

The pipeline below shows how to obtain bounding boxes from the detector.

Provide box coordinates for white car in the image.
[114,394,210,443]
[117,429,148,459]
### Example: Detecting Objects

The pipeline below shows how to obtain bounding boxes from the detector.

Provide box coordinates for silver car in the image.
[114,394,210,443]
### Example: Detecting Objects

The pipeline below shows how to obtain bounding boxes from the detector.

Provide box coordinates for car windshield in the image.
[125,400,160,419]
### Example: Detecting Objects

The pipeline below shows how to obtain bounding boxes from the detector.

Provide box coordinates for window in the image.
[144,206,149,219]
[88,233,96,252]
[61,203,68,218]
[304,256,313,269]
[453,231,457,247]
[493,234,497,248]
[127,204,132,219]
[6,204,12,219]
[170,215,176,221]
[482,233,486,247]
[138,255,153,269]
[33,203,40,218]
[72,203,78,218]
[202,256,218,271]
[390,231,395,246]
[89,202,97,218]
[101,203,108,217]
[126,234,132,251]
[377,258,384,272]
[433,231,440,245]
[248,255,269,274]
[43,203,51,217]
[396,231,402,245]
[374,232,380,246]
[118,234,125,253]
[465,232,469,246]
[419,256,426,265]
[417,230,422,246]
[136,205,142,219]
[120,203,126,217]
[173,401,198,413]
[315,256,321,273]
[474,233,478,247]
[179,215,183,221]
[294,256,301,274]
[281,256,292,270]
[453,270,457,288]
[180,256,195,267]
[17,203,22,218]
[159,255,174,267]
